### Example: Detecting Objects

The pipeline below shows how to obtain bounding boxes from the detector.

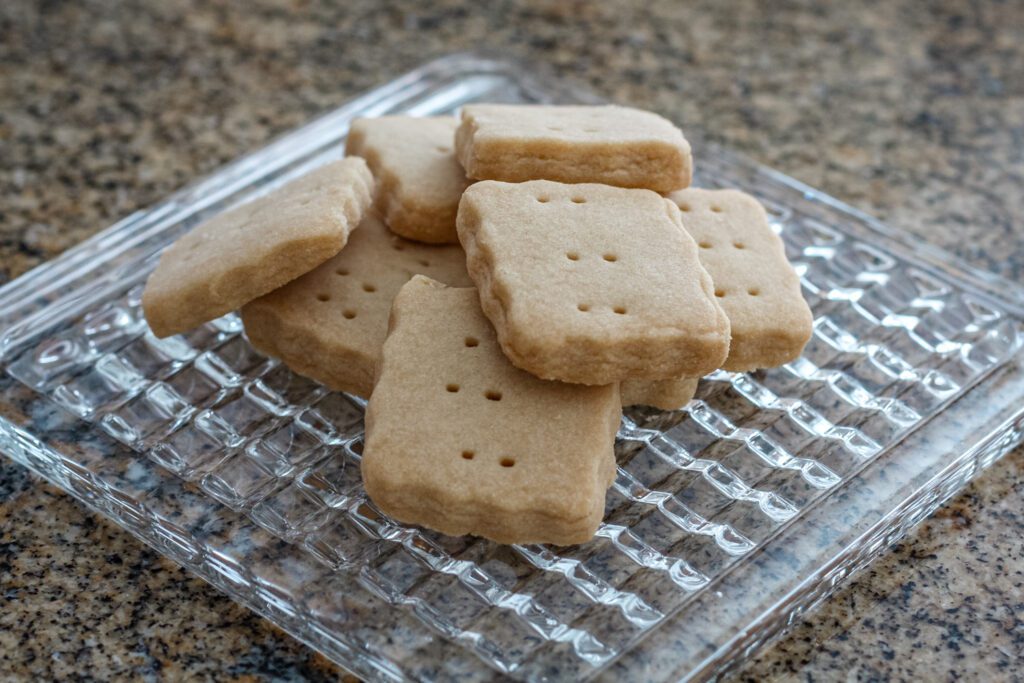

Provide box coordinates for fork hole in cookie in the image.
[436,146,450,153]
[613,306,627,315]
[711,205,723,213]
[547,126,563,132]
[343,309,357,319]
[484,390,502,401]
[464,337,479,348]
[733,241,746,249]
[566,251,579,261]
[362,283,376,293]
[698,240,713,249]
[316,293,330,302]
[500,457,516,468]
[537,196,550,203]
[678,202,691,212]
[603,253,618,262]
[715,289,726,298]
[571,196,586,204]
[417,259,430,267]
[748,287,761,296]
[461,450,475,460]
[578,303,591,312]
[335,268,349,276]
[446,383,460,393]
[392,243,405,252]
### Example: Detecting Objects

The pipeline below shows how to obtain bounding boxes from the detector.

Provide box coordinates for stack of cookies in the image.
[142,104,812,547]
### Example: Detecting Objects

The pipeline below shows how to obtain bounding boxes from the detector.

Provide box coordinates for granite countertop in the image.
[1,0,1023,680]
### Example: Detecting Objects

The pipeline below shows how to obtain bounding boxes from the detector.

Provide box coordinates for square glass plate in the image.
[1,53,1023,682]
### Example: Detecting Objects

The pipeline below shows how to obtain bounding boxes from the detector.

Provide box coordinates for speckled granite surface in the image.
[1,0,1022,680]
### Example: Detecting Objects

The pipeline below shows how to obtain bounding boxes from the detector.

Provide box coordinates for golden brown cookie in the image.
[346,116,468,244]
[455,104,692,192]
[670,188,813,371]
[142,159,373,338]
[362,276,621,546]
[457,179,730,385]
[241,213,472,397]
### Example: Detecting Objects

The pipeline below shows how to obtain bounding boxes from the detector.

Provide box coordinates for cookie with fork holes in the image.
[457,179,730,385]
[362,275,621,545]
[670,188,813,371]
[455,104,692,192]
[241,213,472,397]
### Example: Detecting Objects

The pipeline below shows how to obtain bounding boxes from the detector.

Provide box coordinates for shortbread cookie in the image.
[670,188,813,371]
[241,213,472,398]
[142,158,373,338]
[363,276,621,545]
[455,104,692,193]
[621,376,699,411]
[346,116,468,244]
[457,180,730,385]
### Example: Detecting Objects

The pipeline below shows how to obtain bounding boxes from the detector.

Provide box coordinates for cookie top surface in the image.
[669,188,813,370]
[346,116,468,243]
[457,179,730,383]
[240,212,472,396]
[362,275,620,545]
[142,158,373,338]
[461,104,688,145]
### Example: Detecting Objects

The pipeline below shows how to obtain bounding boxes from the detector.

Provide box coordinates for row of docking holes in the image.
[532,194,728,215]
[460,449,516,468]
[313,257,434,317]
[676,201,724,214]
[717,286,760,298]
[537,195,587,204]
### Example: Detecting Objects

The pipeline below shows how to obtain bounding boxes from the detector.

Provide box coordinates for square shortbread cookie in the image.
[142,158,373,338]
[621,376,699,411]
[455,104,692,193]
[346,116,468,244]
[362,276,621,546]
[457,180,730,385]
[669,188,813,371]
[241,213,473,398]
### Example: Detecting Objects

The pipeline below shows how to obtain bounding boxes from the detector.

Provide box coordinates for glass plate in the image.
[1,53,1023,682]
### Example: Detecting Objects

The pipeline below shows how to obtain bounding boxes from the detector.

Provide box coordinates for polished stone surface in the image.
[1,0,1022,679]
